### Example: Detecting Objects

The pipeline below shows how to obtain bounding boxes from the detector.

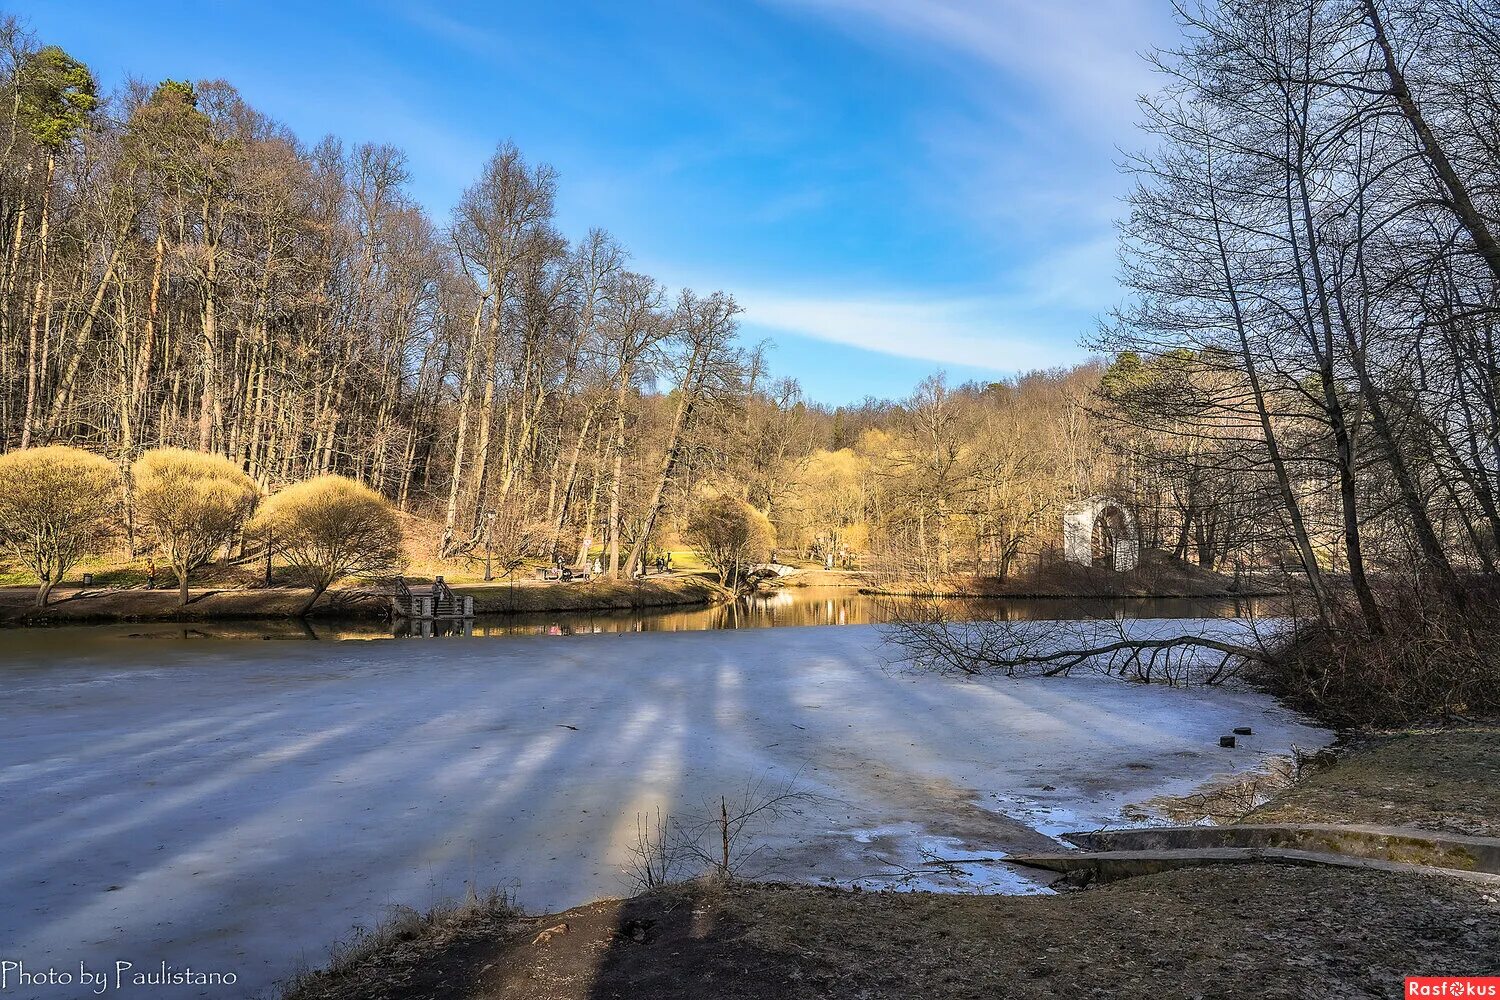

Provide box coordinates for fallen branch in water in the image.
[879,597,1284,685]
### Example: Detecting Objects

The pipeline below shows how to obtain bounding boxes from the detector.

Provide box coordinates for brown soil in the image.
[282,727,1500,1000]
[284,867,1499,1000]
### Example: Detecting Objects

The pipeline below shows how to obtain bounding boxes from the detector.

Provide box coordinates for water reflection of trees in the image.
[389,590,1277,640]
[89,588,1276,641]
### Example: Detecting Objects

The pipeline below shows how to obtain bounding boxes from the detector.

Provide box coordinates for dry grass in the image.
[1137,749,1329,825]
[864,549,1254,599]
[1258,585,1500,726]
[1245,727,1500,837]
[280,888,521,1000]
[273,866,1500,1000]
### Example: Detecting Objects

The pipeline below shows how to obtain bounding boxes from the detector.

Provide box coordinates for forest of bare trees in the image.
[0,14,772,578]
[1106,0,1499,618]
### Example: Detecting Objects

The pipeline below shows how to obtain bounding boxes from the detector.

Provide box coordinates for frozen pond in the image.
[0,617,1327,996]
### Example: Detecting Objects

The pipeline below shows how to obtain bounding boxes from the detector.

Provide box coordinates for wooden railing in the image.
[389,576,474,620]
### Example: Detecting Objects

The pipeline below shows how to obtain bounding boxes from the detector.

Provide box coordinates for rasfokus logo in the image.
[1408,978,1500,997]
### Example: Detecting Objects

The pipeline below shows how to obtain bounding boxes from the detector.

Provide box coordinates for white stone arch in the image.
[1063,496,1140,570]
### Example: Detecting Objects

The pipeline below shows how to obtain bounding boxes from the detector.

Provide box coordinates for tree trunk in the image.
[1205,143,1333,625]
[132,226,164,433]
[441,300,485,554]
[198,210,221,452]
[44,239,126,436]
[19,154,54,449]
[624,386,698,577]
[575,421,607,568]
[607,382,629,578]
[1284,94,1382,633]
[1363,0,1500,285]
[299,583,328,617]
[551,408,592,556]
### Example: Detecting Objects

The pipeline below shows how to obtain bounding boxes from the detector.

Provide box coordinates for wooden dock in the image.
[390,577,474,621]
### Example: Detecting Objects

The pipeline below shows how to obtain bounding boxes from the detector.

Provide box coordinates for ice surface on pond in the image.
[0,622,1329,996]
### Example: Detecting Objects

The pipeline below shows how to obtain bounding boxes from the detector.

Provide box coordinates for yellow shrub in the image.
[683,494,775,587]
[133,448,258,604]
[251,475,401,614]
[0,446,121,605]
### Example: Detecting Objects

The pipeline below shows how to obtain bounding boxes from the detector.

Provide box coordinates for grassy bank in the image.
[0,574,729,626]
[281,726,1500,1000]
[1245,726,1500,837]
[284,867,1495,1000]
[458,575,729,615]
[771,552,1272,599]
[773,567,869,588]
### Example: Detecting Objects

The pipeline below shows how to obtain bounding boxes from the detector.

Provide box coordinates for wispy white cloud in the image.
[652,227,1116,373]
[772,0,1164,134]
[735,0,1166,367]
[387,4,517,62]
[1013,232,1121,309]
[741,290,1082,371]
[727,237,1115,371]
[783,0,1171,246]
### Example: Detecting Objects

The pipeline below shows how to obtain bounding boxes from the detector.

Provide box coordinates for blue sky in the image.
[27,0,1175,404]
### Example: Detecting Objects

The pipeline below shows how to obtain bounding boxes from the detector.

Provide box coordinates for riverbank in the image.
[860,551,1278,600]
[0,574,729,625]
[1244,726,1500,836]
[281,726,1500,1000]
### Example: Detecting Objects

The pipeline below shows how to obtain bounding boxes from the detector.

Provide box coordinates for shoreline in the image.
[279,724,1500,1000]
[0,565,1279,628]
[853,571,1283,601]
[856,584,1283,600]
[771,554,1285,602]
[0,575,731,627]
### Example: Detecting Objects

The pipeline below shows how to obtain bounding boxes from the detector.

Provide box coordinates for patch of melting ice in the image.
[983,792,1092,841]
[832,827,1055,895]
[829,759,1302,897]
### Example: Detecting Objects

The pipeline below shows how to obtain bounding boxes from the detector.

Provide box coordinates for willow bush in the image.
[132,447,258,606]
[0,445,120,605]
[251,475,402,615]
